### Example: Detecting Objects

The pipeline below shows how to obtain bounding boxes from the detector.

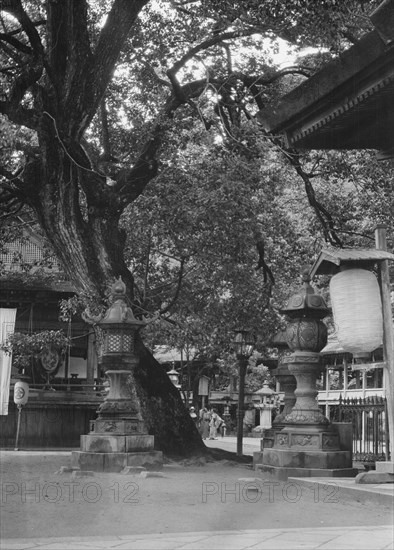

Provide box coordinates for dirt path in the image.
[1,453,392,540]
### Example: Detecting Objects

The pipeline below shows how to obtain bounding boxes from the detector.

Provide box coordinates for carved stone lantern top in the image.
[280,270,329,320]
[99,277,146,328]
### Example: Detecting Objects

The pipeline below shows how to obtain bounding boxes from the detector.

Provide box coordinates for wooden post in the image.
[237,357,247,456]
[14,404,23,451]
[86,331,96,387]
[375,225,394,459]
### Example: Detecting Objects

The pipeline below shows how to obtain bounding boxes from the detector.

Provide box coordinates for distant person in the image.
[209,408,223,440]
[199,406,211,440]
[189,406,199,428]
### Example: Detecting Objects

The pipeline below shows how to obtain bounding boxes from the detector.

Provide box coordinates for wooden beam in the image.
[375,225,394,459]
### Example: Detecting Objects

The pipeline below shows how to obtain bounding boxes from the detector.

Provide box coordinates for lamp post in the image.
[232,329,255,456]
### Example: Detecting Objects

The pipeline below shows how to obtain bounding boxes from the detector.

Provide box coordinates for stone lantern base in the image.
[71,369,163,473]
[71,449,163,473]
[71,433,163,473]
[257,425,358,480]
[254,352,357,480]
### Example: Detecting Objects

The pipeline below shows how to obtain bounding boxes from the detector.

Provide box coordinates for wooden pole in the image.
[86,332,96,387]
[14,404,22,451]
[237,357,247,456]
[375,225,394,460]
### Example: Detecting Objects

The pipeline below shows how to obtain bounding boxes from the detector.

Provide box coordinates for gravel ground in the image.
[1,451,392,540]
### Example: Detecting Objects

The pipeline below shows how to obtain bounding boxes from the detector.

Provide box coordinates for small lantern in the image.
[98,277,146,367]
[330,268,383,354]
[232,329,256,358]
[14,379,29,406]
[167,368,180,386]
[14,377,29,451]
[255,382,275,405]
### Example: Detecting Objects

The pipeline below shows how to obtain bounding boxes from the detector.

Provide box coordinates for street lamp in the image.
[232,329,255,456]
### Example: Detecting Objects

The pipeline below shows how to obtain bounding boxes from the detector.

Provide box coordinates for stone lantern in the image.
[93,277,147,435]
[259,271,357,480]
[72,277,163,472]
[253,383,276,432]
[280,270,329,426]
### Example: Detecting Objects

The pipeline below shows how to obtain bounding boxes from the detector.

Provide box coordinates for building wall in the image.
[1,394,101,448]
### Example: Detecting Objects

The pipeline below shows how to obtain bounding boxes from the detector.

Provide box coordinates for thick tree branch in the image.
[61,0,93,108]
[159,258,187,315]
[0,32,32,54]
[0,2,44,129]
[0,40,24,66]
[2,0,44,57]
[65,0,149,139]
[239,66,314,87]
[0,166,24,185]
[166,28,265,99]
[110,60,316,211]
[254,230,275,285]
[100,98,112,161]
[117,135,161,205]
[0,101,38,129]
[278,145,343,247]
[46,0,68,94]
[8,60,42,106]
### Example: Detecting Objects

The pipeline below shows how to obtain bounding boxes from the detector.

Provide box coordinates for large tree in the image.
[0,0,384,454]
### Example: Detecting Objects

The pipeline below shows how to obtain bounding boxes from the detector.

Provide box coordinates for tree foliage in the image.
[1,1,381,301]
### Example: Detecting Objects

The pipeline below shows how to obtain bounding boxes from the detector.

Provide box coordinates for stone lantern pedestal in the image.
[271,364,296,429]
[253,364,296,460]
[258,272,357,480]
[71,278,163,473]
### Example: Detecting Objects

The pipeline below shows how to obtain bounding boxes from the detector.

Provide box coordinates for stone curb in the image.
[288,476,394,507]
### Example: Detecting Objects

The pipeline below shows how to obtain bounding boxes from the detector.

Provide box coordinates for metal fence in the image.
[338,395,389,465]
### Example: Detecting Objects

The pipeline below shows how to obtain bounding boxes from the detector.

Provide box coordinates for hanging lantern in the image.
[329,268,383,354]
[167,368,180,386]
[14,379,29,406]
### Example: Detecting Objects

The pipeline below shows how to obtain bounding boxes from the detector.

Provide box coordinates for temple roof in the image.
[257,0,394,158]
[310,247,394,277]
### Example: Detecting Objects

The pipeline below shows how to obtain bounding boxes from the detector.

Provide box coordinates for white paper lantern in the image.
[13,380,29,406]
[330,268,383,354]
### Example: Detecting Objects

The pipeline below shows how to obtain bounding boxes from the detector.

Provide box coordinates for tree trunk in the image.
[136,341,205,456]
